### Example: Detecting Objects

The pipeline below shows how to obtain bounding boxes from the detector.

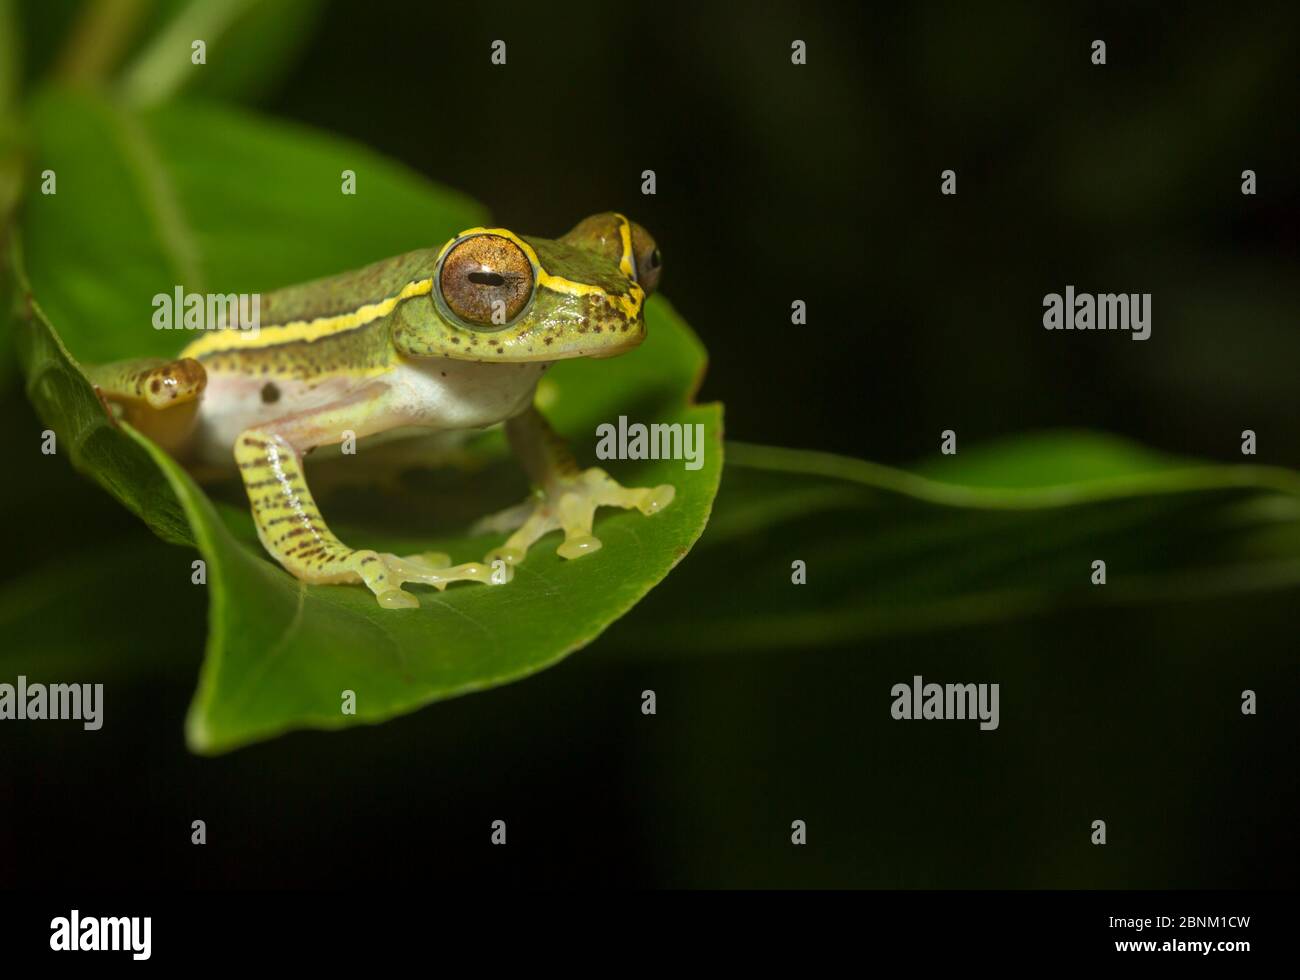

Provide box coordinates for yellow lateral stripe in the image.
[444,227,645,319]
[181,277,434,357]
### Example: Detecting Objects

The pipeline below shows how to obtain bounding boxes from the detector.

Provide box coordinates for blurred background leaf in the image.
[19,0,320,104]
[22,87,484,364]
[604,434,1300,656]
[118,0,323,106]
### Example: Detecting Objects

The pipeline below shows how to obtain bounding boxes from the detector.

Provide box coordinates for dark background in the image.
[260,0,1300,465]
[2,0,1297,888]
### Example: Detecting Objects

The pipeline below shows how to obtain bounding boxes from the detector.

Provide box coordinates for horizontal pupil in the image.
[468,271,506,287]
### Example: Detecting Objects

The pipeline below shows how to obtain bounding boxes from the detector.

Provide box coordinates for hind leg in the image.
[235,396,510,609]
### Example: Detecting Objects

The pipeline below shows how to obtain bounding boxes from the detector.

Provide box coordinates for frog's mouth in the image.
[524,315,647,361]
[586,336,644,359]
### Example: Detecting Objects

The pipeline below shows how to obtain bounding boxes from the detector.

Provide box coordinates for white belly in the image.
[386,357,549,431]
[191,357,549,466]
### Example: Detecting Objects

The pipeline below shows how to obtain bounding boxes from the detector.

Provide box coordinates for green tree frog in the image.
[89,213,674,609]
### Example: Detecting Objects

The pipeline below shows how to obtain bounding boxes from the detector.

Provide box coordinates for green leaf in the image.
[119,0,324,106]
[604,434,1300,655]
[14,255,194,543]
[22,87,486,366]
[14,87,722,753]
[15,0,321,106]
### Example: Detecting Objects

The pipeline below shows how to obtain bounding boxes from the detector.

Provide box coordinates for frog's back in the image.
[253,248,439,327]
[179,247,439,362]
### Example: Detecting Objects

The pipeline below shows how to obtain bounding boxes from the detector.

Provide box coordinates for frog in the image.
[88,212,674,610]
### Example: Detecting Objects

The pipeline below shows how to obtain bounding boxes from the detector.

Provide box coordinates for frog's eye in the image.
[437,234,535,328]
[629,222,662,295]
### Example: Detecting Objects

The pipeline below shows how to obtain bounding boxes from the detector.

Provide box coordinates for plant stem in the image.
[119,0,253,107]
[54,0,148,87]
[726,440,1300,510]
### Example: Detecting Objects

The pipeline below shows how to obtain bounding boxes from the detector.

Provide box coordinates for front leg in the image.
[484,405,674,567]
[236,398,506,609]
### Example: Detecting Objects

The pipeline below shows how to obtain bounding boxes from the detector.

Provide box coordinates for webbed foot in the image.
[351,550,511,610]
[484,467,674,567]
